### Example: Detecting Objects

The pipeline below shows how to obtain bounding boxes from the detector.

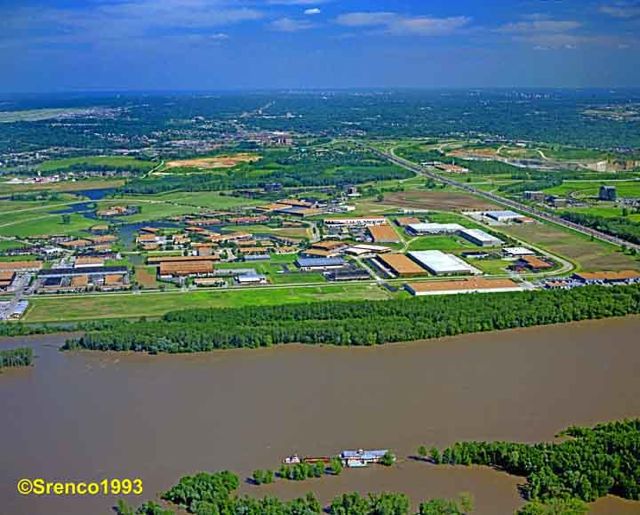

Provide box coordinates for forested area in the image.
[116,470,474,515]
[561,212,640,245]
[0,347,33,369]
[430,419,640,503]
[63,285,640,353]
[120,146,411,194]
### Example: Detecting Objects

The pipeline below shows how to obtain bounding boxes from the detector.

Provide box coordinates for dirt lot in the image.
[504,224,640,272]
[165,153,260,170]
[382,191,499,211]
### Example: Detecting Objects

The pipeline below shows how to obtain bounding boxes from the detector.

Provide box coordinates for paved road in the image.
[376,147,640,253]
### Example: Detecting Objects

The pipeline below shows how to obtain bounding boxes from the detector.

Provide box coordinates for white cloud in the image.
[0,0,263,48]
[304,8,321,16]
[335,12,397,27]
[498,20,582,34]
[335,11,471,36]
[270,17,315,32]
[599,2,640,18]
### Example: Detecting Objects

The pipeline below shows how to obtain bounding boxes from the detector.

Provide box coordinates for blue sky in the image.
[1,0,639,92]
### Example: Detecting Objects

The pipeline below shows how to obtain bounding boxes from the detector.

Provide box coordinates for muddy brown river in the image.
[1,317,640,514]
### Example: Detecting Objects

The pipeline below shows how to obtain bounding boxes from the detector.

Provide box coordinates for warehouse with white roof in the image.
[458,228,503,247]
[408,250,481,276]
[484,210,524,223]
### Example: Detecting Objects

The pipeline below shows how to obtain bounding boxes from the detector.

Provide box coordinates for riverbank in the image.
[1,317,640,514]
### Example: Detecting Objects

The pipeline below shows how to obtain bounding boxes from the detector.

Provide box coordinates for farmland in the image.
[24,283,394,322]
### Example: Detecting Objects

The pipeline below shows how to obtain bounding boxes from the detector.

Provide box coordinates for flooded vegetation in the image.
[1,317,640,514]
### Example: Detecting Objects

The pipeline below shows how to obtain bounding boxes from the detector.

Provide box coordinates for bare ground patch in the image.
[382,191,500,211]
[504,224,640,272]
[165,153,260,170]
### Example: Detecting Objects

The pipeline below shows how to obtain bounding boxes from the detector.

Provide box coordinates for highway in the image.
[375,147,640,253]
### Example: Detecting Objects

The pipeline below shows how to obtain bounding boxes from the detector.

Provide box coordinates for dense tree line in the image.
[430,419,640,503]
[63,285,640,353]
[120,145,411,195]
[561,212,640,245]
[116,470,474,515]
[0,347,33,369]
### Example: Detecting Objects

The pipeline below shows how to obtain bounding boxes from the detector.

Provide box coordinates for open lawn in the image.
[0,212,95,238]
[544,180,640,198]
[407,235,475,252]
[24,283,393,322]
[38,155,154,173]
[0,179,124,194]
[502,223,640,272]
[149,191,265,210]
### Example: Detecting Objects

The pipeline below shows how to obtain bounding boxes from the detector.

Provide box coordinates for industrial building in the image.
[514,255,553,271]
[457,228,503,247]
[324,216,387,228]
[573,270,640,285]
[344,244,391,256]
[377,253,428,277]
[599,185,617,201]
[484,210,525,223]
[503,247,536,258]
[295,256,345,271]
[368,224,400,243]
[395,217,420,227]
[325,266,370,281]
[158,261,214,278]
[406,223,464,235]
[405,278,524,296]
[0,260,43,272]
[408,251,480,276]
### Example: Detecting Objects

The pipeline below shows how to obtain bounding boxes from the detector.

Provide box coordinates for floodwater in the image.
[1,318,640,515]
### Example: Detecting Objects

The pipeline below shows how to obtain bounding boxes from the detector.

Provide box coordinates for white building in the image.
[457,228,503,247]
[503,247,535,258]
[408,250,481,276]
[484,210,524,223]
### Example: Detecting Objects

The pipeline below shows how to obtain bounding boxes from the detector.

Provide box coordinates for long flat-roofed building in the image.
[484,210,524,223]
[573,270,640,284]
[377,254,428,277]
[457,228,503,247]
[405,278,524,296]
[324,216,387,227]
[295,257,345,271]
[368,224,400,243]
[159,261,214,278]
[406,223,464,235]
[408,250,481,276]
[0,260,43,272]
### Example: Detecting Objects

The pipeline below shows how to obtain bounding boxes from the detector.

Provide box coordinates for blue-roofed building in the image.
[295,256,345,271]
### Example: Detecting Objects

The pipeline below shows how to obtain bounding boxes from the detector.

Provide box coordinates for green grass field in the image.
[544,180,640,198]
[24,283,393,322]
[149,191,265,210]
[0,212,95,238]
[407,235,475,252]
[38,155,154,173]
